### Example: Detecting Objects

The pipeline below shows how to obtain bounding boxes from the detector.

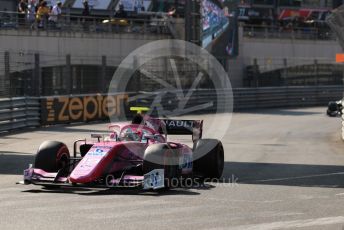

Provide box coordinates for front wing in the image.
[20,166,165,190]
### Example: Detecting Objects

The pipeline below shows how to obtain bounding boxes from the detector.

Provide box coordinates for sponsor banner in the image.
[41,94,128,125]
[72,0,112,10]
[163,119,201,135]
[117,0,152,12]
[45,0,67,7]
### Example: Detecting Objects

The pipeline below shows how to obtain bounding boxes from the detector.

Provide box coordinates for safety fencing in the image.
[0,86,342,133]
[242,24,335,41]
[0,10,179,37]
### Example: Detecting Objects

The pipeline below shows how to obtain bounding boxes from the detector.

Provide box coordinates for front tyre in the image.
[34,141,70,173]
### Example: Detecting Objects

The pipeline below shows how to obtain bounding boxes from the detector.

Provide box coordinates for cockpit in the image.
[117,125,165,143]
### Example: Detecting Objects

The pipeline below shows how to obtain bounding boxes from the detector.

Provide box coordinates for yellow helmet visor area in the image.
[130,107,150,114]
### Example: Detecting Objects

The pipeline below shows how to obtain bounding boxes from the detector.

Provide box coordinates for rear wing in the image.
[128,107,203,141]
[149,119,203,142]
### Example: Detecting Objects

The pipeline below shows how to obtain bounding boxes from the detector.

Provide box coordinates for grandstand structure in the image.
[0,0,343,97]
[0,0,228,97]
[0,0,188,97]
[232,0,344,87]
[237,0,340,24]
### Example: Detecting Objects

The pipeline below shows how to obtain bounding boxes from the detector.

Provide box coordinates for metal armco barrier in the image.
[0,97,40,133]
[342,114,344,140]
[233,86,343,110]
[0,86,343,133]
[137,86,343,113]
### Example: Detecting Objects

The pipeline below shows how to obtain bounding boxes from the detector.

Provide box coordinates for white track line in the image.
[227,216,344,230]
[252,172,344,183]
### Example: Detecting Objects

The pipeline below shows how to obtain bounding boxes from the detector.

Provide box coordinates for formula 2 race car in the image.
[327,100,343,117]
[20,115,224,190]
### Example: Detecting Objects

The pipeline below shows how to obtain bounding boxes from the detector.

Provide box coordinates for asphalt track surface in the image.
[1,107,344,230]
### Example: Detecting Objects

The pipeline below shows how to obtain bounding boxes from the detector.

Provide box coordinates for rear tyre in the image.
[193,139,224,179]
[327,102,339,117]
[34,141,70,173]
[142,144,181,189]
[327,109,337,117]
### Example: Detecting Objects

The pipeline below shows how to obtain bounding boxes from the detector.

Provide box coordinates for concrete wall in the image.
[0,0,16,11]
[241,37,341,70]
[0,30,170,72]
[227,27,342,87]
[0,26,341,88]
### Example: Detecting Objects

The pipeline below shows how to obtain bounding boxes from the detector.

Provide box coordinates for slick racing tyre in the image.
[34,141,70,173]
[327,102,339,117]
[193,139,224,179]
[327,109,337,117]
[143,143,181,189]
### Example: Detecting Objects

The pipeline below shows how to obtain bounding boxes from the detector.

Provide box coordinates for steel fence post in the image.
[33,53,41,97]
[4,51,10,97]
[65,54,72,95]
[101,56,107,93]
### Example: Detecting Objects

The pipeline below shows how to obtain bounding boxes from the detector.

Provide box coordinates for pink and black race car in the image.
[21,115,224,190]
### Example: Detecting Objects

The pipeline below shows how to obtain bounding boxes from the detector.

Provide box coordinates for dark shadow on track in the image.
[38,125,109,134]
[22,186,204,196]
[8,156,344,189]
[236,108,324,116]
[0,152,34,175]
[223,162,344,188]
[21,179,216,196]
[0,121,110,138]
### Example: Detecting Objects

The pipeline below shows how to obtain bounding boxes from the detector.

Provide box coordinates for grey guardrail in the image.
[0,97,40,133]
[0,86,342,133]
[138,86,343,113]
[342,112,344,140]
[233,86,343,110]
